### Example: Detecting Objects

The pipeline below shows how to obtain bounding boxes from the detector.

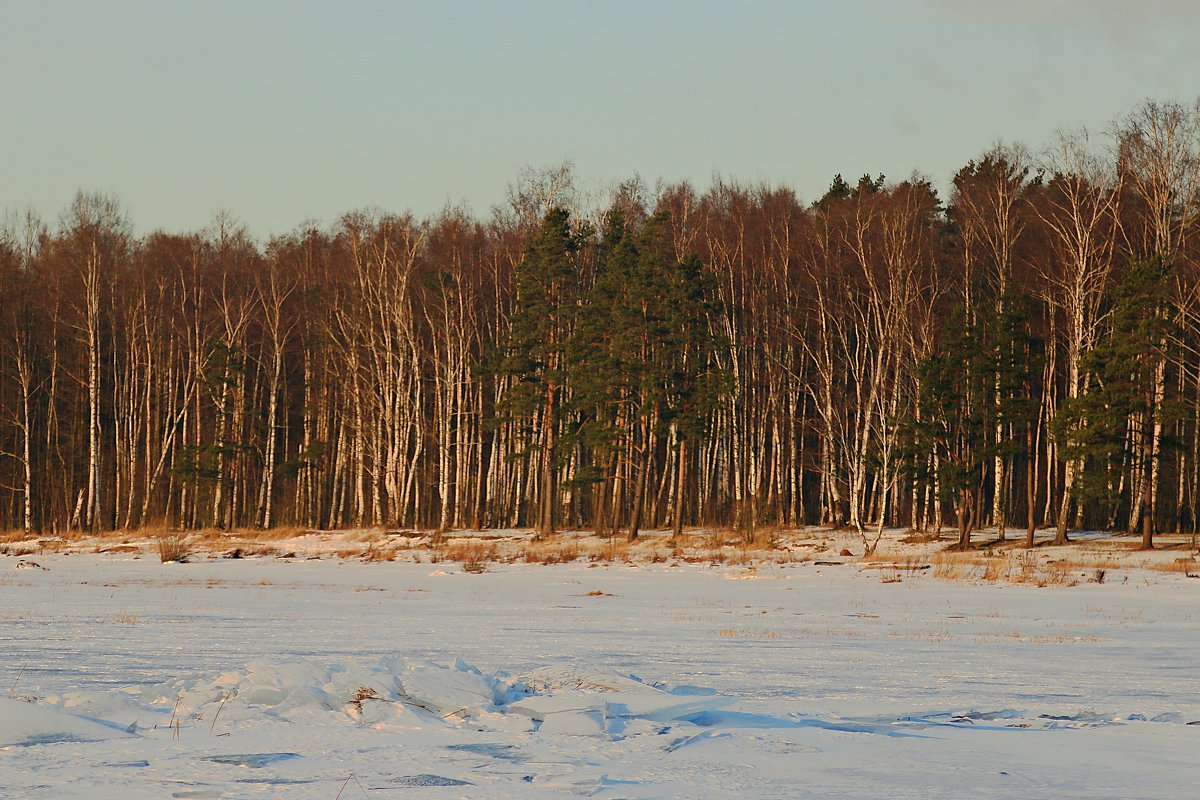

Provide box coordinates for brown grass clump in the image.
[1043,562,1081,586]
[719,628,784,639]
[899,530,944,544]
[926,548,1092,586]
[355,530,386,546]
[223,545,281,559]
[734,527,785,555]
[741,525,783,550]
[98,544,143,555]
[588,535,634,563]
[522,538,580,565]
[1151,556,1199,575]
[156,533,191,564]
[247,525,314,542]
[442,539,498,573]
[347,686,382,714]
[362,543,397,562]
[861,556,931,571]
[187,528,231,546]
[932,560,969,581]
[138,525,318,557]
[981,557,1010,583]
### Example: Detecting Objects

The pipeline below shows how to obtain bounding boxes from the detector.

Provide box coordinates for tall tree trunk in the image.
[672,438,687,541]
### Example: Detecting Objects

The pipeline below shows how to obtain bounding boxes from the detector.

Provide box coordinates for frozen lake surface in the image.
[2,553,1199,798]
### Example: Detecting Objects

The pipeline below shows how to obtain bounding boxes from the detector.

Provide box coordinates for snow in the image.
[2,551,1199,798]
[0,698,133,747]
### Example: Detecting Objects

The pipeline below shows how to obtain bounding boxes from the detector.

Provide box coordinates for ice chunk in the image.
[0,698,134,747]
[445,742,525,760]
[538,706,607,736]
[54,690,159,729]
[384,774,473,787]
[396,661,497,717]
[512,669,726,724]
[201,752,301,768]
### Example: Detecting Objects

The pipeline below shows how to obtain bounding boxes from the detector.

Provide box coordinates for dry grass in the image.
[362,543,398,562]
[246,525,316,542]
[1,524,807,567]
[932,560,968,581]
[223,544,282,559]
[738,524,783,549]
[13,524,1200,583]
[923,547,1138,587]
[179,528,228,546]
[861,556,931,573]
[354,529,386,546]
[588,536,635,563]
[156,534,191,564]
[96,544,143,555]
[719,627,785,639]
[1149,556,1200,575]
[191,525,317,544]
[346,686,383,714]
[438,539,498,573]
[522,538,581,565]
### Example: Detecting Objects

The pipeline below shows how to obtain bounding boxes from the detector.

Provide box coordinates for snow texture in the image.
[1,553,1199,797]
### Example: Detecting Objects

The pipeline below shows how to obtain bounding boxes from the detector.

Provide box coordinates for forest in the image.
[1,99,1198,550]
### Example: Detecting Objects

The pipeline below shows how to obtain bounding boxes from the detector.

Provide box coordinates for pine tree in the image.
[981,292,1041,545]
[1055,258,1175,548]
[566,209,638,536]
[567,210,729,541]
[496,207,581,537]
[907,307,988,549]
[661,250,729,540]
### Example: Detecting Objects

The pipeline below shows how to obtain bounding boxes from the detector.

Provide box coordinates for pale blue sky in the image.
[3,0,1198,236]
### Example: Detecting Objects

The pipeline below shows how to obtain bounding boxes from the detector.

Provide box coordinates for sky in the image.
[3,0,1199,238]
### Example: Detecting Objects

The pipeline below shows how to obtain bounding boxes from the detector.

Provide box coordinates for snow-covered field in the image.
[3,551,1199,798]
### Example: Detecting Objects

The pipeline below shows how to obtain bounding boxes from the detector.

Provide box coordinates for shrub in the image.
[156,534,191,564]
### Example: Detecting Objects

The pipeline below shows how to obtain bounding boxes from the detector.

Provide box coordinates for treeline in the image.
[2,100,1199,549]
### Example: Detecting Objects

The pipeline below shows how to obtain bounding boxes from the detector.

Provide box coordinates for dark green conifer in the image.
[496,207,580,537]
[1055,258,1175,548]
[908,307,988,549]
